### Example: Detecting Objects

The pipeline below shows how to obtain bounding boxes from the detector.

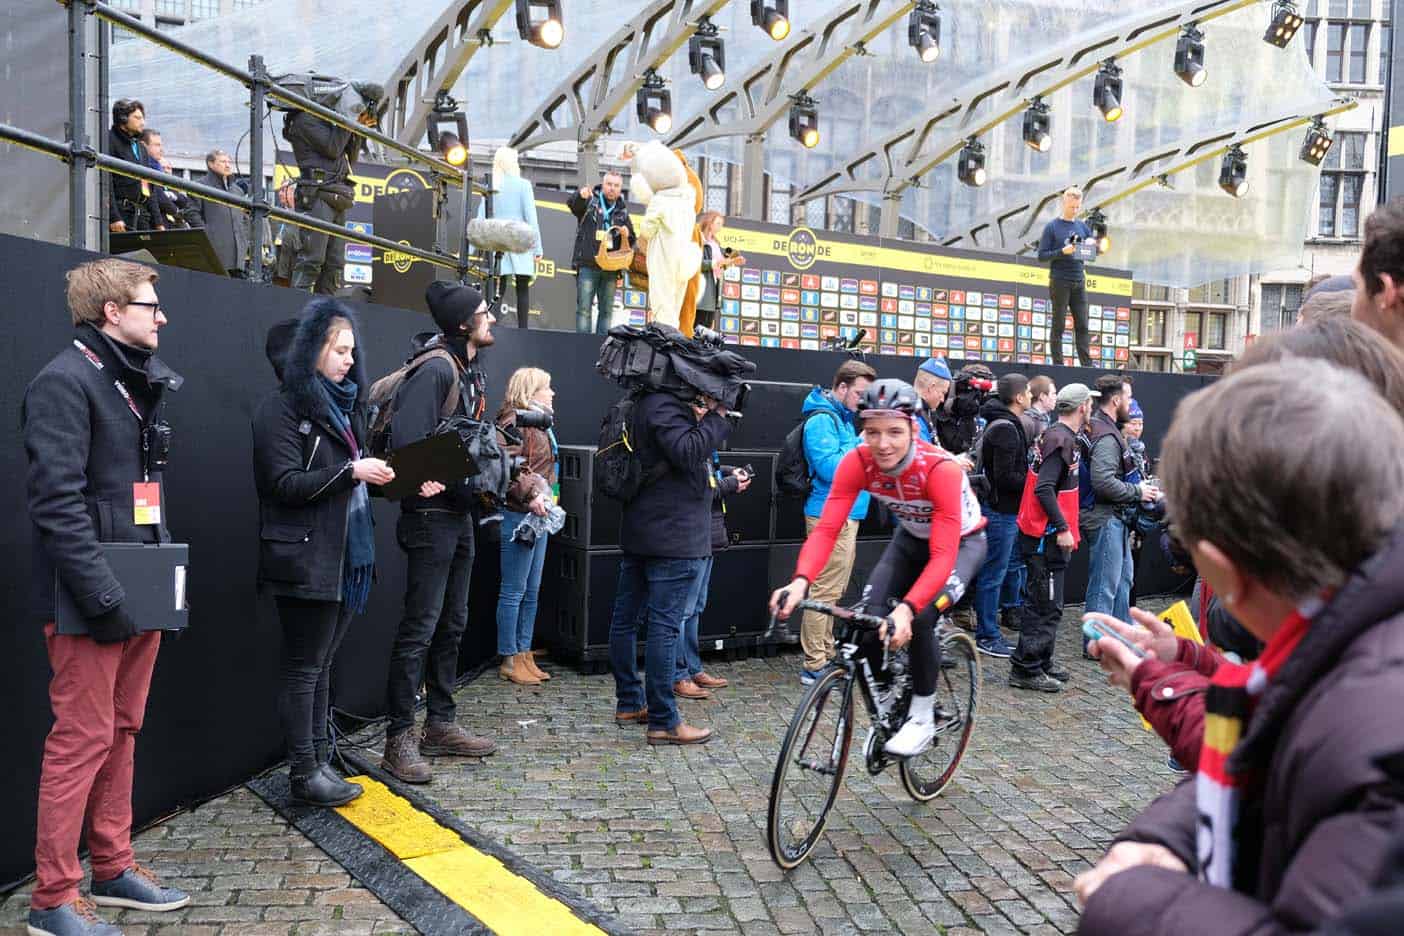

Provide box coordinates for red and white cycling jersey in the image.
[796,440,987,612]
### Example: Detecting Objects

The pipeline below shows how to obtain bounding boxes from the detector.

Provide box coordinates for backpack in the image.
[1076,431,1096,512]
[595,389,668,502]
[775,410,841,500]
[366,348,464,456]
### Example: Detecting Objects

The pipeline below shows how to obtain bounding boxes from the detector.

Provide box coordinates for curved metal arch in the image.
[509,0,733,158]
[795,0,1261,209]
[381,0,517,146]
[665,0,916,149]
[935,97,1357,255]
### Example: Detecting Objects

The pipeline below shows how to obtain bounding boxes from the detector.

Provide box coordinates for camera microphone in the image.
[514,409,553,430]
[466,218,538,255]
[848,328,867,348]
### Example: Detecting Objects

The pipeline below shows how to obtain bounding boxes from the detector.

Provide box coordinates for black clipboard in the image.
[382,432,478,500]
[1071,238,1098,262]
[56,543,190,635]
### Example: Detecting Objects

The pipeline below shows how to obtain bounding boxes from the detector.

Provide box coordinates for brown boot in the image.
[381,730,432,784]
[499,654,541,686]
[421,721,497,758]
[673,678,711,700]
[647,722,713,745]
[614,707,648,727]
[521,651,551,681]
[693,671,728,689]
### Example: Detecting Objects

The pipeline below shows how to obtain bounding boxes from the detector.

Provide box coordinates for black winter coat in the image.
[251,301,370,602]
[620,392,731,559]
[195,171,251,273]
[107,125,159,225]
[977,398,1029,514]
[22,325,183,636]
[284,111,358,179]
[1081,527,1404,936]
[567,185,635,270]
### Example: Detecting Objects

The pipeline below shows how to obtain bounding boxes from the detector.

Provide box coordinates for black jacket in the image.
[195,171,251,273]
[621,392,731,559]
[252,301,370,601]
[283,111,358,180]
[22,325,183,639]
[389,332,486,514]
[709,462,742,551]
[567,185,635,270]
[977,398,1029,514]
[107,125,159,225]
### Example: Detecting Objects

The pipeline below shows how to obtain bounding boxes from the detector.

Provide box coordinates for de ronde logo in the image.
[778,227,830,270]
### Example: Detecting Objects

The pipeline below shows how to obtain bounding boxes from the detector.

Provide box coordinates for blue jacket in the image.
[476,173,541,278]
[801,388,869,521]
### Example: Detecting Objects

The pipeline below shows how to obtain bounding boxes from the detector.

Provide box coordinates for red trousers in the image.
[32,624,161,910]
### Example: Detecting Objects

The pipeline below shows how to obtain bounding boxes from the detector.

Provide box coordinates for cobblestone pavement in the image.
[0,600,1179,935]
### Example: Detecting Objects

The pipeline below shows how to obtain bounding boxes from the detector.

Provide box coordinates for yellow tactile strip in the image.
[337,776,606,936]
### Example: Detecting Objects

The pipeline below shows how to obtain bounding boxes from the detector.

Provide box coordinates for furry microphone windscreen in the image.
[465,218,537,255]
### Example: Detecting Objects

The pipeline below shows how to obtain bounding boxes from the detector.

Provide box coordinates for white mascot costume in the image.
[631,141,703,330]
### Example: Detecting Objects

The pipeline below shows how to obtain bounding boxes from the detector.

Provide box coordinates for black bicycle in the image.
[766,599,979,870]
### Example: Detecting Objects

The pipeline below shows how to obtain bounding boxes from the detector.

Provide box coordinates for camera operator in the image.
[380,281,499,784]
[284,83,383,294]
[107,99,160,234]
[22,259,189,934]
[609,385,732,746]
[935,363,995,459]
[1036,186,1095,366]
[569,170,636,335]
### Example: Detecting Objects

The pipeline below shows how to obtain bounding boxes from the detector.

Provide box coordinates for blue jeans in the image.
[674,556,713,682]
[609,555,706,731]
[496,511,549,656]
[973,510,1019,643]
[576,266,617,335]
[1085,516,1134,622]
[1000,548,1025,613]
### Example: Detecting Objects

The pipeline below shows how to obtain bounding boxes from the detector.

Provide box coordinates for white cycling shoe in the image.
[883,717,935,758]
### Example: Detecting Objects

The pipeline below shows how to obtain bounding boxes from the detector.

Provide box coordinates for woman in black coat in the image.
[252,299,422,806]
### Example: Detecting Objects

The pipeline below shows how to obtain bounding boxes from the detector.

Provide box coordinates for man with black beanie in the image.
[381,280,498,783]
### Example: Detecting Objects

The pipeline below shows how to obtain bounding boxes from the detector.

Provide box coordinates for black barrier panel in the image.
[0,231,1205,887]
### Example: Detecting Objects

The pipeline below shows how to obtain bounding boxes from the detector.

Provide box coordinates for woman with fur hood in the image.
[251,299,431,808]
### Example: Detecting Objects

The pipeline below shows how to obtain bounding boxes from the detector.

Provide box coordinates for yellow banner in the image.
[273,164,431,206]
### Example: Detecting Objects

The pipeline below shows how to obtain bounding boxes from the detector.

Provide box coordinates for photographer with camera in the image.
[936,363,995,460]
[569,170,636,335]
[494,367,557,687]
[695,211,744,331]
[379,281,499,783]
[1037,186,1096,367]
[22,259,189,935]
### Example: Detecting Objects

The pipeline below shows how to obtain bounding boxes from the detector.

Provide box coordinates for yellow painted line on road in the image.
[337,776,606,936]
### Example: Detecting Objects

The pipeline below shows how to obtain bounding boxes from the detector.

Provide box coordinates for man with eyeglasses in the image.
[22,258,189,935]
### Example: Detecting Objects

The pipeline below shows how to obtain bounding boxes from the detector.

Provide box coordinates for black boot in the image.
[290,767,362,807]
[317,764,364,802]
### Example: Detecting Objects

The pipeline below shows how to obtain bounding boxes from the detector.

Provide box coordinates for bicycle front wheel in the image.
[766,666,855,870]
[900,630,979,802]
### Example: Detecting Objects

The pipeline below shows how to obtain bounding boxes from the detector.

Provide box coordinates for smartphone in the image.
[1081,618,1146,658]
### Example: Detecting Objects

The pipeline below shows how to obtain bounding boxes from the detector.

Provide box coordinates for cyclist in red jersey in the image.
[770,379,987,757]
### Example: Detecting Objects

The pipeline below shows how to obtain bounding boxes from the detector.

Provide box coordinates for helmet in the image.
[856,379,920,420]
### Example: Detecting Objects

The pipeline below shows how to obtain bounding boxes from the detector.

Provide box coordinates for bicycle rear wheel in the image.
[767,666,855,869]
[899,631,979,802]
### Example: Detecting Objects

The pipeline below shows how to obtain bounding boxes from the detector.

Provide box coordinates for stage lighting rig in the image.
[907,1,941,64]
[957,138,986,187]
[1300,118,1333,165]
[1263,0,1304,47]
[689,19,726,91]
[636,70,673,134]
[789,93,820,148]
[1219,144,1249,197]
[516,0,564,49]
[1094,60,1123,123]
[1022,98,1051,153]
[751,0,791,41]
[1087,208,1110,253]
[427,91,469,168]
[1174,24,1206,87]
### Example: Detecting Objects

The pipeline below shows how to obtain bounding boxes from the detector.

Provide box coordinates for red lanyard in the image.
[74,339,143,422]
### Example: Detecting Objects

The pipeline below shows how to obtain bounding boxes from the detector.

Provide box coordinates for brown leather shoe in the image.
[381,730,432,784]
[499,654,541,686]
[647,722,713,745]
[614,707,648,726]
[421,722,497,758]
[520,651,551,681]
[693,672,728,689]
[673,678,711,700]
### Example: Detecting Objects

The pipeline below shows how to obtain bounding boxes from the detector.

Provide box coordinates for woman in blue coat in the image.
[478,146,542,328]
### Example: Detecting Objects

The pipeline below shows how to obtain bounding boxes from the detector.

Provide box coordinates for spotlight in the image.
[1299,118,1333,166]
[1021,98,1051,153]
[789,93,820,148]
[636,70,672,134]
[751,0,790,41]
[1093,60,1123,123]
[907,1,941,64]
[957,138,986,187]
[1263,0,1304,48]
[515,0,564,49]
[426,91,469,168]
[1174,25,1206,87]
[1219,144,1249,198]
[689,19,726,91]
[1087,208,1110,254]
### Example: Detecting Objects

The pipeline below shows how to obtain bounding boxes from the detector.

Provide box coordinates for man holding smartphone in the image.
[1037,187,1096,367]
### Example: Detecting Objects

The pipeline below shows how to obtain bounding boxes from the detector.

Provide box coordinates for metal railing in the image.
[5,0,491,282]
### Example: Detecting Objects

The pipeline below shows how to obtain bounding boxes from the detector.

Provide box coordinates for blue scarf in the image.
[316,375,375,614]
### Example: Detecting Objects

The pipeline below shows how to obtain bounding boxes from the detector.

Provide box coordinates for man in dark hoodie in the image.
[380,281,499,783]
[970,372,1029,659]
[23,258,189,936]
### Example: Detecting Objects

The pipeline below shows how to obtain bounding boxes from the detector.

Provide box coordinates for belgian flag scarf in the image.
[1195,606,1314,888]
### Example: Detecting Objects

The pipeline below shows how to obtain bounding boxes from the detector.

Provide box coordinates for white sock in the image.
[909,693,935,726]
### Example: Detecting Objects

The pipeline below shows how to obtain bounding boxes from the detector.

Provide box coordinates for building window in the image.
[1131,352,1169,372]
[231,0,261,7]
[1131,307,1168,346]
[1320,130,1368,238]
[154,17,184,30]
[1260,283,1304,331]
[190,0,220,18]
[828,196,855,234]
[1304,20,1319,63]
[1133,283,1170,302]
[1206,312,1228,350]
[767,177,792,225]
[702,158,731,215]
[156,0,184,14]
[1327,22,1347,81]
[803,198,825,229]
[1348,23,1370,82]
[1188,279,1233,305]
